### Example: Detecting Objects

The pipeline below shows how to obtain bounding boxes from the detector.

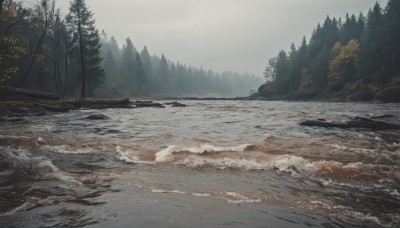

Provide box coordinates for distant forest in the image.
[258,0,400,102]
[0,0,262,98]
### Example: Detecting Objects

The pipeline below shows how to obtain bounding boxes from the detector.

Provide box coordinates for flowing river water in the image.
[0,101,400,227]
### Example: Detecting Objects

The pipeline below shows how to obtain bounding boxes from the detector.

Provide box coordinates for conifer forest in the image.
[0,0,262,99]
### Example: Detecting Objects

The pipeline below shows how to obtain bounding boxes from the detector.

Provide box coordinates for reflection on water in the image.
[1,101,400,227]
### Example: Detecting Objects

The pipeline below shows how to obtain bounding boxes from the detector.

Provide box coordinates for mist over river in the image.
[1,101,400,227]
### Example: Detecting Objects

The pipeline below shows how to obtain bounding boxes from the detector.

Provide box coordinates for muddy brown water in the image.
[1,101,400,227]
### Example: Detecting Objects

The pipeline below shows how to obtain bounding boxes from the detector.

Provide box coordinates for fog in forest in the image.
[8,0,388,98]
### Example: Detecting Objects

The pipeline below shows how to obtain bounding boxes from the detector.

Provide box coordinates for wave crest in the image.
[155,144,251,162]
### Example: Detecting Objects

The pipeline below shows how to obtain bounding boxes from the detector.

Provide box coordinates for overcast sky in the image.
[25,0,388,76]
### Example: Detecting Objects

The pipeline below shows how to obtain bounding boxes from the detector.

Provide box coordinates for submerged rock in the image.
[134,101,165,108]
[164,101,188,107]
[86,114,110,120]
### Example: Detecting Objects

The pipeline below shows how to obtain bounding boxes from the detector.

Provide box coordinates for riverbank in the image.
[256,75,400,103]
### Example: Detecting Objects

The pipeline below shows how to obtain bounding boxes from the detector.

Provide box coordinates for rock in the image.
[86,114,110,120]
[133,101,165,108]
[300,117,400,130]
[164,102,188,107]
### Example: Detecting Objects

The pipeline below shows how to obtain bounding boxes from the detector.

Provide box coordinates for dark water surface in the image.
[1,101,399,227]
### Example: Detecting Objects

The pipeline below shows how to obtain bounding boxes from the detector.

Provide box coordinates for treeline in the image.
[258,0,400,101]
[0,0,262,98]
[99,35,263,98]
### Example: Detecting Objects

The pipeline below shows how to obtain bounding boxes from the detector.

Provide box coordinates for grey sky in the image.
[25,0,388,76]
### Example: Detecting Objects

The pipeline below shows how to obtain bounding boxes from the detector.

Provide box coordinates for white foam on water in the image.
[175,152,378,178]
[3,148,81,185]
[178,154,312,171]
[264,133,275,140]
[224,192,262,204]
[330,144,376,154]
[151,188,168,193]
[388,189,400,197]
[178,157,265,170]
[150,188,186,194]
[43,145,94,154]
[192,193,211,197]
[115,146,155,164]
[330,144,349,150]
[155,144,251,162]
[169,190,186,194]
[35,158,81,185]
[116,146,138,163]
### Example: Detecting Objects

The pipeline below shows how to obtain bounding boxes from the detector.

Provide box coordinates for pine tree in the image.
[358,2,384,75]
[158,54,169,95]
[140,46,152,93]
[383,0,400,74]
[121,37,136,95]
[135,53,145,95]
[65,0,104,98]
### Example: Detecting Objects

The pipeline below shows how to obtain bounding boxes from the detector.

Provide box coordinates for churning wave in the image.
[155,144,251,162]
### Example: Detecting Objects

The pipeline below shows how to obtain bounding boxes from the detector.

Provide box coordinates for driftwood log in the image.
[33,102,72,112]
[300,116,400,130]
[0,86,60,101]
[57,98,133,109]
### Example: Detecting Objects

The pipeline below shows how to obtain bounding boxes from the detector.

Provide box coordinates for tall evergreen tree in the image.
[358,2,384,75]
[120,37,136,95]
[135,53,145,94]
[383,0,400,74]
[158,54,169,95]
[65,0,104,98]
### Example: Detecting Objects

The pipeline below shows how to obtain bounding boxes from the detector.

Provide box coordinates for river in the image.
[0,100,399,227]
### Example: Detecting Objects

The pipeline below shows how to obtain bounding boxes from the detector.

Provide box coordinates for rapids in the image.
[0,101,399,227]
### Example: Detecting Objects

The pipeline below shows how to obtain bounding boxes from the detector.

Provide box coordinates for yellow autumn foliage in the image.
[328,39,359,82]
[0,0,26,83]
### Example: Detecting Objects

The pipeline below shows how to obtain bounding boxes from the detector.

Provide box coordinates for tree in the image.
[358,2,384,75]
[0,0,26,84]
[0,0,5,15]
[263,57,276,81]
[135,53,145,94]
[328,39,359,85]
[65,0,104,98]
[121,37,136,95]
[383,0,400,74]
[158,54,169,95]
[140,46,152,93]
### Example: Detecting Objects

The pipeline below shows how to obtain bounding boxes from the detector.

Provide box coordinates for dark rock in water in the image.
[300,117,400,130]
[133,101,165,108]
[86,114,110,120]
[35,111,47,116]
[318,118,326,121]
[164,102,188,107]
